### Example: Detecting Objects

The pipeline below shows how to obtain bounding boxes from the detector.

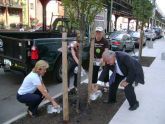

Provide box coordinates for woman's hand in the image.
[37,85,58,107]
[52,100,59,108]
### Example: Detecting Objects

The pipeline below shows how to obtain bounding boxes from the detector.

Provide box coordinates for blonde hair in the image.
[33,60,49,72]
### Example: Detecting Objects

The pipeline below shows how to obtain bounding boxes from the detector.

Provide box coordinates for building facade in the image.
[0,0,64,28]
[28,0,64,27]
[0,0,22,28]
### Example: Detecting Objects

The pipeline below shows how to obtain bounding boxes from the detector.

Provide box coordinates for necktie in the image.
[109,64,116,85]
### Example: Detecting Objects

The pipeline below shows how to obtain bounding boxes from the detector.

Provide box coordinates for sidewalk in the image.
[109,38,165,124]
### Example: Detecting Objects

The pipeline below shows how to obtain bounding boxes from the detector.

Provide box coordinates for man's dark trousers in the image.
[109,74,138,107]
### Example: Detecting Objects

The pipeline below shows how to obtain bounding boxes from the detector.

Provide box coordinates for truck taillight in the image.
[112,41,121,45]
[31,46,39,60]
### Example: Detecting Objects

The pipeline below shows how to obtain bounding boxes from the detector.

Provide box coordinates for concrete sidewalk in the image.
[109,38,165,124]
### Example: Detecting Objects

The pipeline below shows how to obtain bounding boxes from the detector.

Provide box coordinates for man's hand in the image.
[120,80,129,87]
[100,58,105,66]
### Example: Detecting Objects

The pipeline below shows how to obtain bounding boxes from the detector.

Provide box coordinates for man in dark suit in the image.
[99,50,145,111]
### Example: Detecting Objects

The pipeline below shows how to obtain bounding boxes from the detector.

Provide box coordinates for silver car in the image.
[131,32,146,47]
[111,33,135,52]
[145,29,156,40]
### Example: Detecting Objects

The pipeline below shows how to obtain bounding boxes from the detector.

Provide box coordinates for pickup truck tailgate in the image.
[0,35,29,63]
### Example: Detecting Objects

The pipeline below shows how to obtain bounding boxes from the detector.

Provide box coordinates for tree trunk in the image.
[62,32,69,122]
[76,35,83,114]
[87,32,95,104]
[76,15,85,113]
[136,19,139,31]
[138,22,144,62]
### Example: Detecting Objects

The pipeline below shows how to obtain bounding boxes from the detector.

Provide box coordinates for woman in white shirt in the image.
[17,60,58,117]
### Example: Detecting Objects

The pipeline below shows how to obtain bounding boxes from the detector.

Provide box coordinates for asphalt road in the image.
[0,69,25,124]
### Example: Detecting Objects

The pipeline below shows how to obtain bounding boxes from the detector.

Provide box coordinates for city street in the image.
[0,0,165,123]
[1,38,164,124]
[0,45,143,124]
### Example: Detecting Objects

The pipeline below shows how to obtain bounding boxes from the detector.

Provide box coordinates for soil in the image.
[140,56,155,67]
[132,55,155,67]
[12,84,125,124]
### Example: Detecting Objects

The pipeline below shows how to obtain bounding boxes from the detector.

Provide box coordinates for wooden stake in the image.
[62,32,69,122]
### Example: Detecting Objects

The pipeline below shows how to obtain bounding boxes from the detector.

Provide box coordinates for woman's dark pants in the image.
[17,89,44,115]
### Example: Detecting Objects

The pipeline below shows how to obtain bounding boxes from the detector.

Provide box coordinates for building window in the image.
[9,9,19,16]
[30,3,34,10]
[0,9,3,15]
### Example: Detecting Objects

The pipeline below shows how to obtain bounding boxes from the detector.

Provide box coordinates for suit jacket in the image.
[99,51,145,84]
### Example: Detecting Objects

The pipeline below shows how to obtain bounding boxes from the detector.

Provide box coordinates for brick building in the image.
[0,0,22,28]
[0,0,64,29]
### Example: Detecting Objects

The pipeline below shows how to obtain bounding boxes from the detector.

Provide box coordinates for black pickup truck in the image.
[0,31,90,82]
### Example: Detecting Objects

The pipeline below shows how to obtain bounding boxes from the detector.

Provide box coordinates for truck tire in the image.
[53,56,74,82]
[53,56,62,82]
[3,64,11,72]
[3,68,10,72]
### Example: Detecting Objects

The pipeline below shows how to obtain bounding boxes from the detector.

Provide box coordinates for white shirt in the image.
[115,60,124,76]
[18,71,42,95]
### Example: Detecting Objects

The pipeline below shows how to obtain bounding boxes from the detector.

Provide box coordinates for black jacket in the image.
[99,51,145,84]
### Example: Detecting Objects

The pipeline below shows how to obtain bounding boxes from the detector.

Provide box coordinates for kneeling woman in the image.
[17,60,59,116]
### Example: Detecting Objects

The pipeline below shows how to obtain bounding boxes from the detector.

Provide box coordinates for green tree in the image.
[61,0,104,114]
[132,0,153,60]
[62,0,104,30]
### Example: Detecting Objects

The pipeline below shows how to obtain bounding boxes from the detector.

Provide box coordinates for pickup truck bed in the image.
[0,32,79,81]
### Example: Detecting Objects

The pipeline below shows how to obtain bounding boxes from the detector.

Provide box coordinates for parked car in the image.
[106,31,125,39]
[130,31,146,47]
[106,31,126,49]
[105,31,125,42]
[153,27,163,39]
[144,29,156,40]
[110,33,135,52]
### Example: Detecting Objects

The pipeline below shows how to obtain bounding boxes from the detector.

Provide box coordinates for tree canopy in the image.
[61,0,105,29]
[133,0,153,25]
[132,0,153,60]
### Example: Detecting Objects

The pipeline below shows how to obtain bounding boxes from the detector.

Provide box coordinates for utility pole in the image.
[109,0,113,32]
